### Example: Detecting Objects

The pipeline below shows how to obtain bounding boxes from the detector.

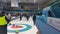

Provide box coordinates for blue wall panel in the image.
[51,7,60,18]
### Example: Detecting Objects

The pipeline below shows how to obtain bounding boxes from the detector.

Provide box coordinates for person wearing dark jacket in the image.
[33,14,36,25]
[0,11,9,34]
[26,14,29,21]
[20,13,23,21]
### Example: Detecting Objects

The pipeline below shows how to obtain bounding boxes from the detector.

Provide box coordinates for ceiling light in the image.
[34,0,36,3]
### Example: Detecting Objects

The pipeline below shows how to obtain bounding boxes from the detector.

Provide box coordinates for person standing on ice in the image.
[26,13,29,21]
[0,11,9,34]
[5,13,11,23]
[33,14,36,25]
[20,13,23,21]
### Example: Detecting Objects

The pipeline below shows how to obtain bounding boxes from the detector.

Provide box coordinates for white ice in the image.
[7,16,38,34]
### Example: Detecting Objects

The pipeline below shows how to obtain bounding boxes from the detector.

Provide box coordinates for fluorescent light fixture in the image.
[34,0,36,3]
[11,0,19,7]
[19,0,21,2]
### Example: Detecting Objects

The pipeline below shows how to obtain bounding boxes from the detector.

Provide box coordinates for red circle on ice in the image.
[11,26,23,28]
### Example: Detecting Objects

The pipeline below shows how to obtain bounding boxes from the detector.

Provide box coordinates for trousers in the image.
[0,25,7,34]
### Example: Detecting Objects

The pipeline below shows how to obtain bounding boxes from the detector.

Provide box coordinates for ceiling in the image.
[0,0,57,10]
[1,0,56,3]
[1,0,57,7]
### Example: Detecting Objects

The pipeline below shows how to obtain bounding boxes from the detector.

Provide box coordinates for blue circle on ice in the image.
[7,24,32,32]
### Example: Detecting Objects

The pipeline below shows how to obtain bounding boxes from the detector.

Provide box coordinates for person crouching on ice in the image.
[0,11,9,34]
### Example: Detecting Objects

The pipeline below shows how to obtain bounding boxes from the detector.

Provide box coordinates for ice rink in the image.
[7,16,38,34]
